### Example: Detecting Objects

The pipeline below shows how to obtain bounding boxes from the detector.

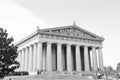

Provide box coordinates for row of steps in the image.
[4,74,91,80]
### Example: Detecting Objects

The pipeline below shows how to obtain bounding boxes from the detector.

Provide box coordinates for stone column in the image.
[24,48,26,71]
[33,43,37,72]
[21,49,25,71]
[18,51,21,71]
[19,50,22,71]
[66,44,72,72]
[57,43,62,71]
[16,51,20,63]
[23,49,25,71]
[37,42,43,71]
[98,47,104,71]
[42,45,46,71]
[76,45,81,71]
[92,47,98,71]
[47,42,52,71]
[20,50,22,71]
[29,45,32,72]
[25,47,29,71]
[84,46,90,71]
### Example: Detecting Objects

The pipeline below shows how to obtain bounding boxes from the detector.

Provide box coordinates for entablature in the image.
[39,32,102,45]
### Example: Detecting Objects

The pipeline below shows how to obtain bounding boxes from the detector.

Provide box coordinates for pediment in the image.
[40,25,104,41]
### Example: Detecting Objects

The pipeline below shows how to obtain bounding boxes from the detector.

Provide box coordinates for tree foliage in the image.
[104,66,115,76]
[0,28,19,78]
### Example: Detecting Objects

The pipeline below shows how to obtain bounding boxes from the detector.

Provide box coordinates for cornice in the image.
[38,31,103,41]
[15,31,38,46]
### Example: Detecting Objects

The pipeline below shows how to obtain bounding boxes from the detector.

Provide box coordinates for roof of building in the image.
[15,23,104,46]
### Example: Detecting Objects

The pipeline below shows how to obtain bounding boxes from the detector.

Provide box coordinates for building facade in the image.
[16,23,104,75]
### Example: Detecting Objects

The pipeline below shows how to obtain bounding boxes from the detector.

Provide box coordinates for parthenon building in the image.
[16,23,104,75]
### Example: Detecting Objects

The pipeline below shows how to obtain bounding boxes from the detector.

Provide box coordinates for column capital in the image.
[57,43,62,45]
[96,47,103,49]
[38,41,43,43]
[47,42,52,44]
[83,45,89,48]
[21,48,25,51]
[92,46,97,49]
[75,44,81,47]
[19,50,22,52]
[33,42,38,45]
[26,46,29,48]
[66,43,72,46]
[30,44,33,46]
[98,47,103,49]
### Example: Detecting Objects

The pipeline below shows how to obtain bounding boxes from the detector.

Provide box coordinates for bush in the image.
[8,71,29,76]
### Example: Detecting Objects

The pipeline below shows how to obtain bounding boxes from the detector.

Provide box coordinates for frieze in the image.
[39,33,102,44]
[52,27,96,39]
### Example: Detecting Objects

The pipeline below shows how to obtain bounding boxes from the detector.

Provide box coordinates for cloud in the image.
[0,0,49,43]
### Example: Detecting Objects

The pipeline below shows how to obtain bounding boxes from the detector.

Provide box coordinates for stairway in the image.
[4,74,91,80]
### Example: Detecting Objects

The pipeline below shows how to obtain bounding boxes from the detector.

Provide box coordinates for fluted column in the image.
[66,44,72,71]
[98,47,104,71]
[24,48,26,71]
[23,49,25,71]
[18,51,21,71]
[76,45,81,71]
[57,43,62,71]
[18,51,20,70]
[29,45,32,72]
[25,47,29,71]
[84,46,90,71]
[16,51,20,63]
[20,50,23,71]
[19,50,22,71]
[37,42,43,71]
[21,49,25,71]
[33,43,37,72]
[92,47,98,71]
[47,42,52,71]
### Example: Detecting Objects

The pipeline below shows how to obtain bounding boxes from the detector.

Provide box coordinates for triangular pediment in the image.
[40,25,104,41]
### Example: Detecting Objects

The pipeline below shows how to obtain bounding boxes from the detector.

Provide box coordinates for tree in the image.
[116,62,120,78]
[107,66,115,72]
[0,28,19,79]
[104,66,115,78]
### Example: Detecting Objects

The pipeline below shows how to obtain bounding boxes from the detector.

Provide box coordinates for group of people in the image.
[94,69,104,79]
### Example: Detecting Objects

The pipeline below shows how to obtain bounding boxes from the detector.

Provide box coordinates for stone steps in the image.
[4,74,91,80]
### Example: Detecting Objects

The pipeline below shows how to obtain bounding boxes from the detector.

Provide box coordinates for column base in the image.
[29,71,37,75]
[35,71,94,76]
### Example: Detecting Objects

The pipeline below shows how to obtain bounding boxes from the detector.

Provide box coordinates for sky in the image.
[0,0,120,69]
